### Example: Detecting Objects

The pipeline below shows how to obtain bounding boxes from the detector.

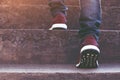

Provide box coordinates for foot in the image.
[76,35,100,68]
[49,13,67,30]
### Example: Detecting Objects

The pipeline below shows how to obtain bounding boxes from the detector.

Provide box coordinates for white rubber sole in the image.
[80,45,100,53]
[49,23,67,30]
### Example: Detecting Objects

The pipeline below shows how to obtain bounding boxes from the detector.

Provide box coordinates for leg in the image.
[76,0,102,68]
[48,0,68,30]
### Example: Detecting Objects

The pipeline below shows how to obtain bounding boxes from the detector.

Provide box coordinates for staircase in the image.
[0,0,120,80]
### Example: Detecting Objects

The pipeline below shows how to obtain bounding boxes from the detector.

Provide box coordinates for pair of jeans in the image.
[48,0,102,41]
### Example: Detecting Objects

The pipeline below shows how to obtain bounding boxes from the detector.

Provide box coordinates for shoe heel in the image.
[76,49,99,68]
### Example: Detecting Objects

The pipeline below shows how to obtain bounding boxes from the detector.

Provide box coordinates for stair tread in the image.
[0,64,120,73]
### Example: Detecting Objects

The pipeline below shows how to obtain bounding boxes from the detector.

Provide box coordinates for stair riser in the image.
[0,6,80,29]
[102,0,120,7]
[0,0,120,30]
[0,30,119,64]
[1,0,80,6]
[1,0,120,6]
[0,73,119,80]
[99,31,120,63]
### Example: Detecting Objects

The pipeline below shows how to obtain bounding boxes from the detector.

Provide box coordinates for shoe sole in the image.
[49,24,67,30]
[76,49,99,68]
[52,28,66,30]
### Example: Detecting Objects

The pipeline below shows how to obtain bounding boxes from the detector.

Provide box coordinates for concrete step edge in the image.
[0,64,120,73]
[0,29,120,32]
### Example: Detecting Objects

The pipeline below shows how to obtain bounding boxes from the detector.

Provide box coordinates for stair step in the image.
[0,0,120,30]
[0,5,80,30]
[102,0,120,7]
[0,0,80,6]
[0,64,119,80]
[0,29,119,64]
[1,0,120,6]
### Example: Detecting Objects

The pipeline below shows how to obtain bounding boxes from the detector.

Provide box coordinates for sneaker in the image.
[76,35,100,68]
[49,13,67,30]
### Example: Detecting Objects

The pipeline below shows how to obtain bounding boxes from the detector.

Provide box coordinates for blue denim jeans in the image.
[48,0,102,41]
